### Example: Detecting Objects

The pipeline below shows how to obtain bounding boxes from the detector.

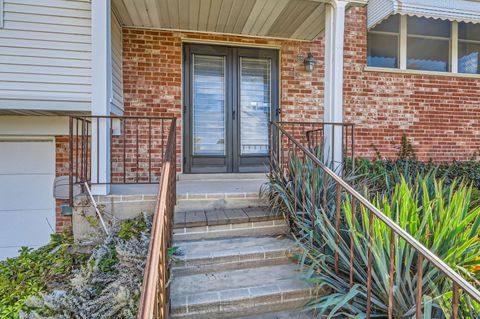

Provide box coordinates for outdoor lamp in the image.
[304,52,316,72]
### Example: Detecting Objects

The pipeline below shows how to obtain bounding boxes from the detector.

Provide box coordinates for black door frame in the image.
[183,43,279,173]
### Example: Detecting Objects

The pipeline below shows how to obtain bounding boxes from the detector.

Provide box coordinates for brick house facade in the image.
[122,6,480,167]
[1,0,479,248]
[49,5,480,234]
[343,7,480,161]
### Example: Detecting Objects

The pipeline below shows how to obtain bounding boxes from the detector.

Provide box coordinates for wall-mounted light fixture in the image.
[303,52,316,72]
[297,52,316,73]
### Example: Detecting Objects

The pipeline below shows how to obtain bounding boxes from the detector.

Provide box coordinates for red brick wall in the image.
[343,7,480,161]
[122,29,325,171]
[55,136,72,233]
[122,7,480,166]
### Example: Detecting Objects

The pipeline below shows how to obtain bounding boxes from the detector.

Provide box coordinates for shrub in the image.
[302,178,480,318]
[0,234,86,319]
[22,214,152,319]
[351,159,480,201]
[263,154,480,318]
[0,214,153,319]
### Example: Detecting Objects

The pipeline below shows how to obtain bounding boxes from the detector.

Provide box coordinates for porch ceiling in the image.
[112,0,328,41]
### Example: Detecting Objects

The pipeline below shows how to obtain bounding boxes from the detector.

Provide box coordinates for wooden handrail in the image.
[138,119,176,319]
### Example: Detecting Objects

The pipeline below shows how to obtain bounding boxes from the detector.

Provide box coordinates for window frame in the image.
[405,34,452,72]
[457,22,480,74]
[367,16,401,69]
[366,14,480,78]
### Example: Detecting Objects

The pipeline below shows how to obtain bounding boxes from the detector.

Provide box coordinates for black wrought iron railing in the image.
[68,115,176,205]
[271,121,355,174]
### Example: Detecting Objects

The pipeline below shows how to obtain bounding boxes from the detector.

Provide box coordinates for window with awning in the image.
[367,1,480,75]
[368,0,480,30]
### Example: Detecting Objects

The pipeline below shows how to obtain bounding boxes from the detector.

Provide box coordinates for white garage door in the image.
[0,140,55,260]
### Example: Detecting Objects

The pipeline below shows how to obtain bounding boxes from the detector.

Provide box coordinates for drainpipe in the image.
[324,0,347,174]
[91,0,112,195]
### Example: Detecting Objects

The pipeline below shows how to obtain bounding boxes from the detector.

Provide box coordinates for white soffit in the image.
[368,0,480,29]
[112,0,329,41]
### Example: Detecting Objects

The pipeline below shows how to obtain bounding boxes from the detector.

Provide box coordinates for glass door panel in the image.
[192,54,226,155]
[239,58,271,155]
[184,44,278,173]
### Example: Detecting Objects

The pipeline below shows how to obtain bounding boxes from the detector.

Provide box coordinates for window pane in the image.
[408,16,450,37]
[459,42,480,74]
[367,33,398,68]
[192,55,226,155]
[240,58,271,155]
[459,22,480,41]
[407,37,449,72]
[372,14,399,33]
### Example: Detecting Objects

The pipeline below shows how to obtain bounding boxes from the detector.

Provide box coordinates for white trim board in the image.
[364,66,480,79]
[0,116,69,136]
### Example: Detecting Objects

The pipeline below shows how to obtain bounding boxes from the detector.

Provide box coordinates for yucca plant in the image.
[263,153,480,318]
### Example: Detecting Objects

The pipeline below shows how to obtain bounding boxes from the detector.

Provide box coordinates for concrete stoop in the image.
[170,207,315,318]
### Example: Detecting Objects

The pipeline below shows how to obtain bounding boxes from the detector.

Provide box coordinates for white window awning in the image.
[368,0,480,29]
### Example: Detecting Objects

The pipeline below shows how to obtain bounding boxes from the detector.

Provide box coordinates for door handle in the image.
[232,110,236,120]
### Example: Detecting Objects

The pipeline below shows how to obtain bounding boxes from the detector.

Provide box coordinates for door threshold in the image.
[177,172,266,181]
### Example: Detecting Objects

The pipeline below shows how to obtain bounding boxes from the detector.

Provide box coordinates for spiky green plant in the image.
[263,154,480,318]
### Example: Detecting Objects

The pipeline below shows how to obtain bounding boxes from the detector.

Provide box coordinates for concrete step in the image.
[173,208,287,241]
[170,264,313,319]
[235,310,314,318]
[172,235,297,276]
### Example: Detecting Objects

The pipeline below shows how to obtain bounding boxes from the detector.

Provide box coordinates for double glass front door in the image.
[184,44,279,173]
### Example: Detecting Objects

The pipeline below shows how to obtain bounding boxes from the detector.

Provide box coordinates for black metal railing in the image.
[271,121,355,174]
[68,116,176,205]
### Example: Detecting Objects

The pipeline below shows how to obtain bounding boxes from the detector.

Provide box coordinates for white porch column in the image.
[91,0,112,195]
[324,0,347,173]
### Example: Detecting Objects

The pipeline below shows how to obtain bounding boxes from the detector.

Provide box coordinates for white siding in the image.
[111,11,123,114]
[0,0,4,28]
[0,0,91,112]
